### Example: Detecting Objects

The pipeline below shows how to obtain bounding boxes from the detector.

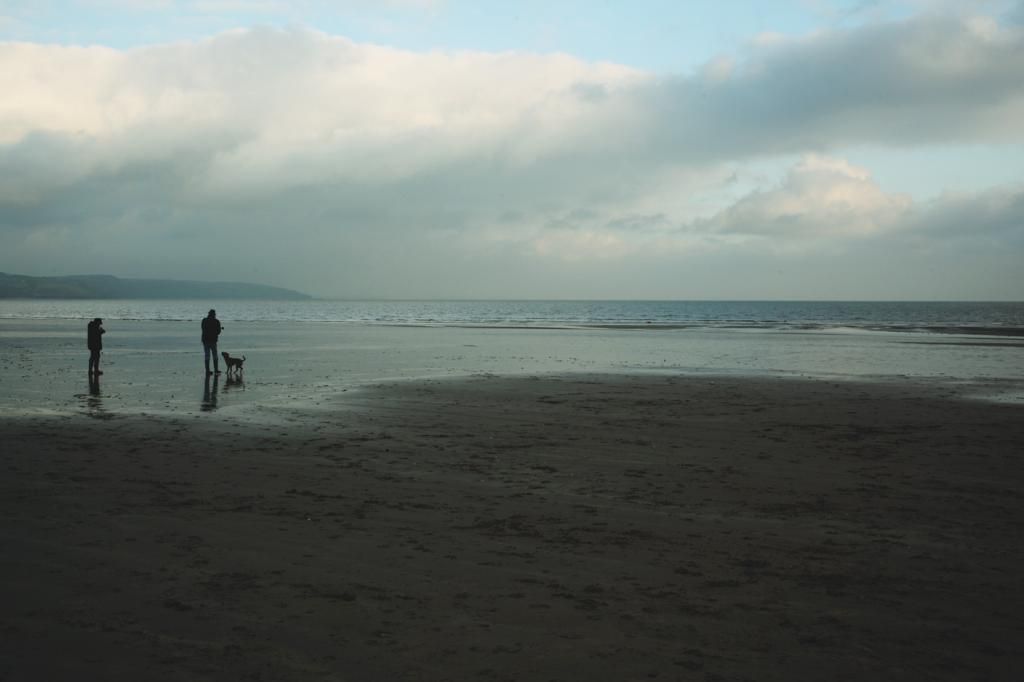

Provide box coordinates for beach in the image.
[2,372,1022,681]
[6,0,1024,674]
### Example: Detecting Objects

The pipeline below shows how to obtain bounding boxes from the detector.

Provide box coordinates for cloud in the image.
[0,9,1022,297]
[688,153,1023,246]
[904,184,1024,246]
[72,0,440,12]
[634,11,1024,162]
[4,10,1022,173]
[699,155,913,239]
[0,28,642,180]
[190,1,285,12]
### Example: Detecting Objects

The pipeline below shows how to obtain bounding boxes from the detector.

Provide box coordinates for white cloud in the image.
[79,0,177,9]
[701,155,913,239]
[4,9,1023,184]
[74,0,437,11]
[189,1,285,12]
[1,9,1022,297]
[0,28,643,187]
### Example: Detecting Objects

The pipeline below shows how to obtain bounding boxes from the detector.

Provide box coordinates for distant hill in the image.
[0,273,312,300]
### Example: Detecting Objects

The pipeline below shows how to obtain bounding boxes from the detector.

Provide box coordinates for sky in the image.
[1,0,1023,299]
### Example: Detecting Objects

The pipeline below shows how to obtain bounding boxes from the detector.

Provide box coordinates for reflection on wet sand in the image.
[223,374,245,392]
[80,374,108,419]
[201,374,219,412]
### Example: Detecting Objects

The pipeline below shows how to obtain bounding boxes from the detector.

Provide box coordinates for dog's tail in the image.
[242,355,246,362]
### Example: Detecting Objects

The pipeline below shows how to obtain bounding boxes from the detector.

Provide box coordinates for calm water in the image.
[1,299,1023,335]
[1,300,1022,418]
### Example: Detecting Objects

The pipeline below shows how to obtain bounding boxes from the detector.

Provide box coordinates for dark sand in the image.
[1,375,1022,681]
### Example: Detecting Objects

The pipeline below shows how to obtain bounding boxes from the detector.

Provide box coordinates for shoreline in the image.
[3,318,1023,423]
[5,316,1024,338]
[3,299,1023,339]
[2,374,1022,680]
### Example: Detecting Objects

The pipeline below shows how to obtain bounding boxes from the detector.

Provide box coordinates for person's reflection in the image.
[201,373,219,412]
[85,373,104,416]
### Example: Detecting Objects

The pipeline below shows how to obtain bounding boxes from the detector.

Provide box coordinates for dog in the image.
[221,351,246,375]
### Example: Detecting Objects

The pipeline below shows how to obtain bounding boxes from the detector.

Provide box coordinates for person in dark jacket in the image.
[201,309,223,376]
[87,317,105,375]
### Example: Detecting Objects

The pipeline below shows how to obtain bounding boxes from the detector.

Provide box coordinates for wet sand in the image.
[1,374,1022,681]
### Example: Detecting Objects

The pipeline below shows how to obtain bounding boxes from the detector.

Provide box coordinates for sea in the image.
[2,299,1022,418]
[2,299,1023,335]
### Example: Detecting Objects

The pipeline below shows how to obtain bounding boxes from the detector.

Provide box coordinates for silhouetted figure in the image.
[202,373,219,411]
[201,309,223,376]
[87,317,105,375]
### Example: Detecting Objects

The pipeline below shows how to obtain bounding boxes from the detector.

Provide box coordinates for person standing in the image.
[201,309,223,376]
[87,317,105,375]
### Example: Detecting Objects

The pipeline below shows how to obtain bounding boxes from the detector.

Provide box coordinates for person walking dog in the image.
[201,309,223,376]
